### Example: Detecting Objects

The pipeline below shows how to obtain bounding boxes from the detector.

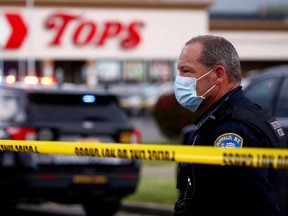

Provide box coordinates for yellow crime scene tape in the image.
[1,139,288,169]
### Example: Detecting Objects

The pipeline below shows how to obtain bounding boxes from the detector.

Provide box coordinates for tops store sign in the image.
[45,13,144,49]
[0,8,207,59]
[0,13,28,49]
[0,12,144,50]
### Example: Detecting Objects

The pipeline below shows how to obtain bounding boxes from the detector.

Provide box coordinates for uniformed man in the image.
[173,35,288,216]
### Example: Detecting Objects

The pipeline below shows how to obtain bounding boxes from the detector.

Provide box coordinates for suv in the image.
[0,84,141,216]
[243,64,288,134]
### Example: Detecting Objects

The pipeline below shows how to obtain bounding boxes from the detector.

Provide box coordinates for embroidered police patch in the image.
[214,133,243,148]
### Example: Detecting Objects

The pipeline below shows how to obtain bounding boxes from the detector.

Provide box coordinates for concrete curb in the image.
[121,202,173,216]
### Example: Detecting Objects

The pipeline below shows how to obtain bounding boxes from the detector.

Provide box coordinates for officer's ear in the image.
[214,65,226,85]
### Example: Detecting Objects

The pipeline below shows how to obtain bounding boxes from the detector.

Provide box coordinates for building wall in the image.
[0,0,287,84]
[0,1,211,86]
[0,1,210,60]
[210,18,288,75]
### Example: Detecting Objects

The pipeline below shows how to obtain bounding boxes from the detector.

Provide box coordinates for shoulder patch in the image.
[214,133,243,148]
[269,120,285,138]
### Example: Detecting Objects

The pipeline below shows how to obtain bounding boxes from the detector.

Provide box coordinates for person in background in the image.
[173,35,288,216]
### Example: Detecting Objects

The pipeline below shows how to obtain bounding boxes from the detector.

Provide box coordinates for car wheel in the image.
[83,198,120,216]
[37,128,55,140]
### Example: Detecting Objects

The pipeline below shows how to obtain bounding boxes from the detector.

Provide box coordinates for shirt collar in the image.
[194,86,242,129]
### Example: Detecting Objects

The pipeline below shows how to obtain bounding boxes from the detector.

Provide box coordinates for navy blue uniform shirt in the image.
[175,86,284,216]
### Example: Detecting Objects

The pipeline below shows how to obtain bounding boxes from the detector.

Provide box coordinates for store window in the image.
[1,60,42,80]
[95,60,121,83]
[148,60,173,83]
[54,60,86,84]
[123,60,146,83]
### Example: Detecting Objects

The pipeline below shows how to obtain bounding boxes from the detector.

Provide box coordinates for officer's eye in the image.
[180,69,194,77]
[182,69,190,74]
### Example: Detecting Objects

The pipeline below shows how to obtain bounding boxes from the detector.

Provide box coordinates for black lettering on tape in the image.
[262,154,274,168]
[222,153,253,167]
[22,145,35,153]
[102,148,116,158]
[13,145,39,153]
[147,150,175,161]
[256,154,275,168]
[129,150,146,160]
[276,155,288,169]
[0,145,14,151]
[117,149,128,158]
[75,147,101,157]
[1,144,39,153]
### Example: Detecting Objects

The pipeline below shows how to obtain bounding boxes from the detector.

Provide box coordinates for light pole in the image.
[26,0,35,76]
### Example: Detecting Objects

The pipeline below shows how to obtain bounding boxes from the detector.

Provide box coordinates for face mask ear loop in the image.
[196,68,216,99]
[201,84,217,99]
[197,68,215,81]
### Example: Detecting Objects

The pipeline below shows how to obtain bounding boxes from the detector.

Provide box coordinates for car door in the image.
[244,74,288,134]
[244,76,282,116]
[274,77,288,133]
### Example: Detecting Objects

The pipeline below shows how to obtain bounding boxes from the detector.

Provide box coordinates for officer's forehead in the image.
[178,43,203,68]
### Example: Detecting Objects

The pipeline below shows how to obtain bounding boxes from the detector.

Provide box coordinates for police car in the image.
[0,75,141,215]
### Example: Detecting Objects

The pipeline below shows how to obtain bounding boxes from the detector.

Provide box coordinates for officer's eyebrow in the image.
[177,63,187,71]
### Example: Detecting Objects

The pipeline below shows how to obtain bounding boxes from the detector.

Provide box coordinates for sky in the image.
[209,0,288,13]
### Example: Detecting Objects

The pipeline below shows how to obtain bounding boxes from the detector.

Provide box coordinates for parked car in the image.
[100,82,174,116]
[243,64,288,133]
[0,82,141,216]
[180,64,288,143]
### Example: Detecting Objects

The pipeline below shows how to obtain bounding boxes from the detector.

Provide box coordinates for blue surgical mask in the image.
[174,68,216,112]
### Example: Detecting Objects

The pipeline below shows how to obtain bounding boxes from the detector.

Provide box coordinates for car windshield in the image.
[244,77,280,115]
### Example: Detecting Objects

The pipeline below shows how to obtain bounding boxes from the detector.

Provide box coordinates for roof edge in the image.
[0,0,212,9]
[210,20,288,31]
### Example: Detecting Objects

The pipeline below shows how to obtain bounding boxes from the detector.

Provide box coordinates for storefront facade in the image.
[0,0,210,87]
[0,0,288,87]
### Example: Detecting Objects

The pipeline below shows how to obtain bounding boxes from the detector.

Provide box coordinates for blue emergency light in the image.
[82,94,96,103]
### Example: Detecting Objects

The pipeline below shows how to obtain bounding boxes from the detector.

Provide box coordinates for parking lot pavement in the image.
[119,202,173,216]
[16,202,173,216]
[129,115,169,144]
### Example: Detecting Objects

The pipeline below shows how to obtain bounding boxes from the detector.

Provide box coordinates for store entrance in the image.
[54,60,86,84]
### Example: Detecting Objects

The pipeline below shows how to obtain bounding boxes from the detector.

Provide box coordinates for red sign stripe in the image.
[5,13,27,49]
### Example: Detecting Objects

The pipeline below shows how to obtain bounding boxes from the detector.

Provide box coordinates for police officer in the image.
[173,35,288,216]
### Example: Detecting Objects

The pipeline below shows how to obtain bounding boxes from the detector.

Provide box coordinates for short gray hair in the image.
[185,35,241,83]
